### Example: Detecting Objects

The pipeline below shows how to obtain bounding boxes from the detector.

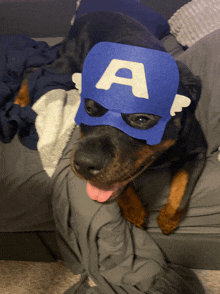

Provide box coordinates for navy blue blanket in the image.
[0,35,74,149]
[0,0,169,150]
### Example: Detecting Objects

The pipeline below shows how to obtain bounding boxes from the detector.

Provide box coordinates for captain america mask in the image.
[73,42,191,145]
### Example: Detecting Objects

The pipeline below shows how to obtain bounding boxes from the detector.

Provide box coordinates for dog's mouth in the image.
[72,134,175,203]
[86,181,128,202]
[86,156,157,203]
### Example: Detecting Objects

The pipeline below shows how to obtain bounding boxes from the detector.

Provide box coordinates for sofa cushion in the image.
[0,135,55,232]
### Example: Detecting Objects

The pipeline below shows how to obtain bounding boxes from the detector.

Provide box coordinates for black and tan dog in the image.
[15,12,207,234]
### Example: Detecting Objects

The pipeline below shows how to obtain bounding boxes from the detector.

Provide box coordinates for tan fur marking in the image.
[79,128,83,138]
[134,139,175,170]
[157,169,189,234]
[14,80,29,107]
[118,186,147,229]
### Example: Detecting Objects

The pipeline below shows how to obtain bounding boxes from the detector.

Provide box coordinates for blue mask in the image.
[74,42,191,145]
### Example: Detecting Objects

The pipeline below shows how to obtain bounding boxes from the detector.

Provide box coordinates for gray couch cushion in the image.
[0,135,55,232]
[177,29,220,157]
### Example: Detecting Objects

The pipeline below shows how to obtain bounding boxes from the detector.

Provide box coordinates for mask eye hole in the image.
[85,99,108,117]
[122,113,161,130]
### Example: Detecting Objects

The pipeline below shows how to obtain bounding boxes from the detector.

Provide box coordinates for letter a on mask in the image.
[95,59,149,99]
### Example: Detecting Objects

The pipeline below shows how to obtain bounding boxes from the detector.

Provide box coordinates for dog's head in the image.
[71,42,201,203]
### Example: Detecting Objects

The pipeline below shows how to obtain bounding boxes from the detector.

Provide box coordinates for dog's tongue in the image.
[87,182,118,202]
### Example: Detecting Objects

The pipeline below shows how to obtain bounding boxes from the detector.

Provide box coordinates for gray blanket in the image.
[51,30,220,294]
[52,128,205,294]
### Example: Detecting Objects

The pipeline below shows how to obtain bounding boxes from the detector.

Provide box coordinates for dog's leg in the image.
[14,79,29,107]
[157,169,189,235]
[157,150,206,235]
[118,185,147,229]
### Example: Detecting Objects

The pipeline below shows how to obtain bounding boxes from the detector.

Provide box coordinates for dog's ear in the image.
[176,60,202,112]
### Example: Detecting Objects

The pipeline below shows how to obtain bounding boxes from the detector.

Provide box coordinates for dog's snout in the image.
[74,152,103,178]
[73,138,114,180]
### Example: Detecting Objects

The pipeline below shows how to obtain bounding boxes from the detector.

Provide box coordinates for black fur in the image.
[50,11,207,231]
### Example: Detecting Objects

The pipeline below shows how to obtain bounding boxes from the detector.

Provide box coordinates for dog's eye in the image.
[122,113,161,130]
[84,99,108,117]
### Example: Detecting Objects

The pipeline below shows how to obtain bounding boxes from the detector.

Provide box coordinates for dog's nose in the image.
[73,149,109,179]
[72,136,115,180]
[74,157,102,178]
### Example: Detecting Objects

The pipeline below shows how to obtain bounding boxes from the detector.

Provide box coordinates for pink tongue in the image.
[87,182,118,202]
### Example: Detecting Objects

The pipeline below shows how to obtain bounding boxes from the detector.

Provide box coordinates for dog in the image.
[15,11,207,234]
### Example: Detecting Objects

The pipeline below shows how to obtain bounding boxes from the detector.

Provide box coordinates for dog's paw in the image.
[157,205,183,235]
[118,186,147,229]
[123,204,147,229]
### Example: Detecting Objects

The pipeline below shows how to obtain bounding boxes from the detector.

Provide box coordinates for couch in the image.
[0,0,220,272]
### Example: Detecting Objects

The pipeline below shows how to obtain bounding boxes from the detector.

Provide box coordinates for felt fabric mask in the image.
[73,42,191,145]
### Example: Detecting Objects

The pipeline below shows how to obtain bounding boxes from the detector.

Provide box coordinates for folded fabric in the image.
[52,128,205,294]
[168,0,220,47]
[0,35,75,150]
[32,89,80,177]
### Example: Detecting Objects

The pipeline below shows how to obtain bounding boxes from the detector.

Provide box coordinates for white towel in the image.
[168,0,220,47]
[32,89,80,177]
